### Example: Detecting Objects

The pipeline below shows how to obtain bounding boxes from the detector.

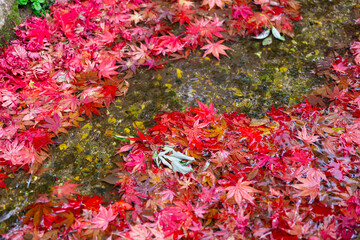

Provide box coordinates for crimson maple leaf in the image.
[201,40,233,61]
[331,57,349,72]
[52,180,81,197]
[0,170,9,189]
[26,17,53,43]
[79,98,103,119]
[232,4,253,20]
[79,193,106,212]
[100,85,119,107]
[124,151,147,173]
[225,178,261,206]
[190,99,217,122]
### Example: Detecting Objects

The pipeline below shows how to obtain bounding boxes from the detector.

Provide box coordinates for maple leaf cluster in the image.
[5,54,360,238]
[0,0,302,189]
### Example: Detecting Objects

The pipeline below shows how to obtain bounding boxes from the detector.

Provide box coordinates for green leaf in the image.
[113,135,130,142]
[32,1,42,11]
[18,0,29,5]
[253,29,271,40]
[262,36,273,46]
[38,0,45,3]
[271,27,285,41]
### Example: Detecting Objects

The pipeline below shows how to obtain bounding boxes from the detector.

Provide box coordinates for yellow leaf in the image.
[133,121,145,129]
[80,133,88,141]
[124,128,131,134]
[108,117,117,124]
[280,67,287,73]
[82,123,92,131]
[59,143,68,150]
[29,80,35,88]
[176,68,182,79]
[104,129,114,137]
[75,144,83,152]
[85,156,93,162]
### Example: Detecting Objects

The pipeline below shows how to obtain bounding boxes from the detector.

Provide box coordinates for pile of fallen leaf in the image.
[4,0,360,239]
[0,0,301,186]
[3,54,360,239]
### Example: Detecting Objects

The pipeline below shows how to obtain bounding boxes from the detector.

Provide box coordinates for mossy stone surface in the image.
[0,0,21,48]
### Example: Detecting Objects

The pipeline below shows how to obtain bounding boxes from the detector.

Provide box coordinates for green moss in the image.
[0,1,21,48]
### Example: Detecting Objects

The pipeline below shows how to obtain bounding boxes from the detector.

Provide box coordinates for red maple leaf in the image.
[331,56,349,72]
[202,0,229,9]
[190,99,217,122]
[185,17,225,41]
[232,4,253,20]
[112,200,134,218]
[183,119,208,150]
[90,205,117,231]
[98,29,117,45]
[97,58,119,79]
[79,193,106,212]
[292,175,320,202]
[79,99,103,119]
[26,17,53,43]
[201,40,233,61]
[296,126,319,145]
[42,113,67,135]
[52,180,81,197]
[0,170,9,189]
[173,5,195,26]
[100,85,119,107]
[124,151,147,173]
[225,178,261,206]
[350,41,360,64]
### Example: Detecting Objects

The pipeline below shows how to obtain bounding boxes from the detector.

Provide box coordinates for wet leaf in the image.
[253,29,271,39]
[271,27,285,41]
[262,36,273,46]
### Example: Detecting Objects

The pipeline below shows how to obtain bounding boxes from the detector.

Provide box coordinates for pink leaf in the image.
[91,206,118,231]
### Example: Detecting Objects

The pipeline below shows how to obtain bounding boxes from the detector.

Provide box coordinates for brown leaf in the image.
[102,174,120,185]
[40,229,59,240]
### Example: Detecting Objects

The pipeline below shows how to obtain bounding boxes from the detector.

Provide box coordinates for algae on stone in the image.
[0,0,21,48]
